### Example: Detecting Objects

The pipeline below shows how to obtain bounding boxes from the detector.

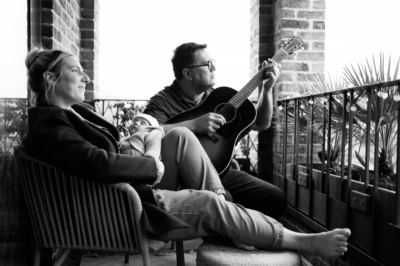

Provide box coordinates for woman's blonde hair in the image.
[25,47,73,106]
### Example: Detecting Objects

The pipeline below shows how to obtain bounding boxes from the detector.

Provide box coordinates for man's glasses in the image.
[187,59,215,71]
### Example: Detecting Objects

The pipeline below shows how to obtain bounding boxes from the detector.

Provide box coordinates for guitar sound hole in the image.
[215,103,236,123]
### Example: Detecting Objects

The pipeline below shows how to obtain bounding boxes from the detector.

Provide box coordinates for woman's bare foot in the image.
[310,228,351,257]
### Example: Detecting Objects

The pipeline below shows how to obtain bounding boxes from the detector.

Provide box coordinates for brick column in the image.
[80,0,99,101]
[250,0,276,182]
[250,0,326,183]
[42,0,81,55]
[39,0,99,100]
[274,0,326,99]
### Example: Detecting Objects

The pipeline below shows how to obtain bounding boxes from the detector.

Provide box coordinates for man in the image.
[144,42,286,219]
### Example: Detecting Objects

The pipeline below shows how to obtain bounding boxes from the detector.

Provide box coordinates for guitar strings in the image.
[218,67,266,117]
[217,50,284,118]
[216,39,303,120]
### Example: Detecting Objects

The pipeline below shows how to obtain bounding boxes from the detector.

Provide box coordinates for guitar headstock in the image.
[282,36,305,55]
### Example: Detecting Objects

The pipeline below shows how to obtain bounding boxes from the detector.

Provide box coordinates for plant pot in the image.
[296,163,326,193]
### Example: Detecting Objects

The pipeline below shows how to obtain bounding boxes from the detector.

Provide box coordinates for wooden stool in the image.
[196,240,302,266]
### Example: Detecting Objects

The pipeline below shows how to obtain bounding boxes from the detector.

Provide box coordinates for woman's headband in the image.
[47,53,72,72]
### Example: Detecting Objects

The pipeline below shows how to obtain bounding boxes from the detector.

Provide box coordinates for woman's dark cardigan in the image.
[22,103,188,234]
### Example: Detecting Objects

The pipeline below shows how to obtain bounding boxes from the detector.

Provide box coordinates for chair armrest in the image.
[112,183,143,215]
[111,183,149,251]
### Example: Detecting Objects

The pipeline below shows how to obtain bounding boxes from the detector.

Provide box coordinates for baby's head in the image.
[128,114,159,134]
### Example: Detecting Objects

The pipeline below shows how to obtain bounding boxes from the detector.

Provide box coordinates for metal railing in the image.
[0,98,27,179]
[276,80,400,265]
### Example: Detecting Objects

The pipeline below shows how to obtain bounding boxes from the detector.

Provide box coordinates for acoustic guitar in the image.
[167,36,305,176]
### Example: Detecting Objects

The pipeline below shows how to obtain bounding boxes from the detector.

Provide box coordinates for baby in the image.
[120,113,164,183]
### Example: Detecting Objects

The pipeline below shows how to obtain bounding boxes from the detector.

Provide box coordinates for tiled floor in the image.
[80,239,202,266]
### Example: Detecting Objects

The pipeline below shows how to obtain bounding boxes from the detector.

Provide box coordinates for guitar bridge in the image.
[207,132,219,143]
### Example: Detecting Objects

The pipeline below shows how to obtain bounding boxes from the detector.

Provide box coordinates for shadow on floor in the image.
[78,239,203,266]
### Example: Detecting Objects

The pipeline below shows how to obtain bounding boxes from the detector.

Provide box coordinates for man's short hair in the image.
[172,42,207,80]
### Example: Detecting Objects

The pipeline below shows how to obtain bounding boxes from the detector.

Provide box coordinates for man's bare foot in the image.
[280,227,351,257]
[311,228,351,257]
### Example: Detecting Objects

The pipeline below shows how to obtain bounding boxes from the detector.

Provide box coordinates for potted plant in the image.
[289,72,351,193]
[343,53,399,191]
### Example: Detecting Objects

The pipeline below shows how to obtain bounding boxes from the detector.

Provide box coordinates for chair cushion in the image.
[196,240,302,266]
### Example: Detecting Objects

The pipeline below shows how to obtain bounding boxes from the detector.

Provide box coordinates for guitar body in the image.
[167,87,256,176]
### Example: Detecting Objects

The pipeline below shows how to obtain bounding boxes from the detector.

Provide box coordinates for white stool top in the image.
[196,241,302,266]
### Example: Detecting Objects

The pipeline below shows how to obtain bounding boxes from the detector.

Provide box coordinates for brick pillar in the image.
[80,0,99,101]
[42,0,81,56]
[250,0,275,182]
[274,0,326,99]
[40,0,99,101]
[250,0,326,183]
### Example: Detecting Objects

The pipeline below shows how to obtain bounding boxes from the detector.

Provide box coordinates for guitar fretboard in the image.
[218,48,288,116]
[216,36,304,118]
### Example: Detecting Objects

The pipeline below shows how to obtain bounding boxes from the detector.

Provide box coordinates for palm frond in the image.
[394,56,400,80]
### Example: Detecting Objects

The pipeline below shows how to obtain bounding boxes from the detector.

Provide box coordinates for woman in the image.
[23,47,351,257]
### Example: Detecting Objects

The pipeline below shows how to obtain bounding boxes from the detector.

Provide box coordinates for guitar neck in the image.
[228,48,288,109]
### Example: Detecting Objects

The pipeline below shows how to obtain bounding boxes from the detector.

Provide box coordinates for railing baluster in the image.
[283,101,288,192]
[325,94,333,226]
[294,99,299,208]
[346,90,354,227]
[308,97,314,216]
[341,92,348,185]
[396,83,400,226]
[372,86,382,257]
[364,89,372,191]
[321,97,327,182]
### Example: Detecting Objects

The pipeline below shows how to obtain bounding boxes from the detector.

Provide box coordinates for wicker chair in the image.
[14,146,185,266]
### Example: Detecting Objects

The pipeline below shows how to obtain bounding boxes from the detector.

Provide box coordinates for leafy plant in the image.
[113,101,147,137]
[288,72,350,174]
[0,99,27,188]
[344,53,400,190]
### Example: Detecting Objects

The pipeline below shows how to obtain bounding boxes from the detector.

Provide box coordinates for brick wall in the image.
[80,0,99,100]
[250,0,275,78]
[250,0,275,182]
[41,0,99,101]
[42,0,81,55]
[273,0,326,100]
[250,0,326,182]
